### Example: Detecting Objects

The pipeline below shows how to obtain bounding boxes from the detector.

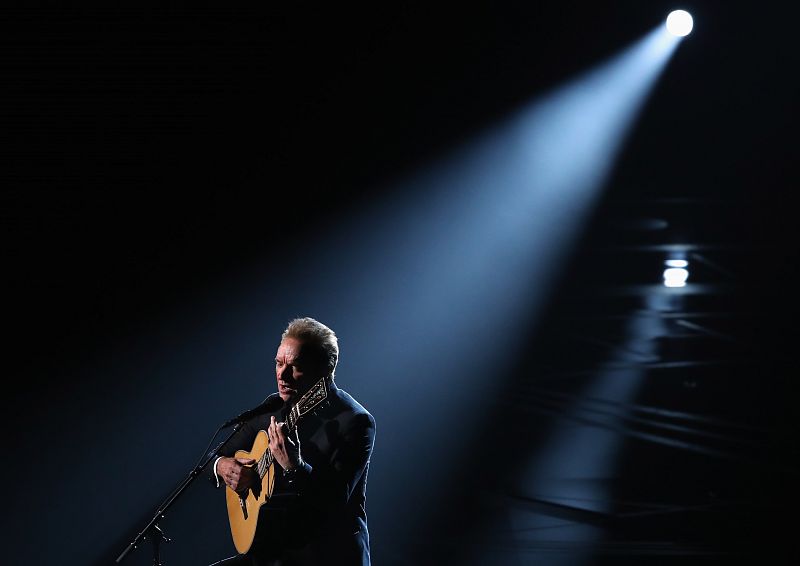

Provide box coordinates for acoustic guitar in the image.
[225,377,328,553]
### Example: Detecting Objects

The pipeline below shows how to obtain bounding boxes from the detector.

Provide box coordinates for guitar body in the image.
[224,379,328,554]
[225,430,276,554]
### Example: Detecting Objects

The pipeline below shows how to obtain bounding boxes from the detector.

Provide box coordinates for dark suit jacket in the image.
[216,382,375,566]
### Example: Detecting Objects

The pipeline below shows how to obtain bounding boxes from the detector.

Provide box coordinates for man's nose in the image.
[278,365,291,381]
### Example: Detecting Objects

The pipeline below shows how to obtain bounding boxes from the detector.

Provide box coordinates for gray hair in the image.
[282,317,339,379]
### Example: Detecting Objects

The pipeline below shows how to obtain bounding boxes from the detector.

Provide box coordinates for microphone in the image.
[222,396,284,427]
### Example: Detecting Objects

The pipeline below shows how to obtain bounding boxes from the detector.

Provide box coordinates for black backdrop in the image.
[2,1,798,565]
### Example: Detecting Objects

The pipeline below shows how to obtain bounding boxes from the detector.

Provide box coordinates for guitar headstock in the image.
[287,377,328,429]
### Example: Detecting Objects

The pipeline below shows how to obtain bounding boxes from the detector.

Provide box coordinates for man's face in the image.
[275,337,325,402]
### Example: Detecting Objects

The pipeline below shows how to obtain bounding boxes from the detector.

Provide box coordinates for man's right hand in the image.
[217,457,257,494]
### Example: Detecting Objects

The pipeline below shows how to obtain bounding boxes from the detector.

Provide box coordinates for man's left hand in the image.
[268,415,302,471]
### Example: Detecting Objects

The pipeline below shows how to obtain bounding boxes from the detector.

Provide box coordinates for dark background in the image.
[2,1,797,564]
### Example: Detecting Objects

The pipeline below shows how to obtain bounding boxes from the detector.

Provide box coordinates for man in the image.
[211,317,376,565]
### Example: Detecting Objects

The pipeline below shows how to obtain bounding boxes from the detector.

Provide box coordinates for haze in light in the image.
[96,19,685,566]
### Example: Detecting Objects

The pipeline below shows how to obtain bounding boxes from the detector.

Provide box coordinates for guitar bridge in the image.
[239,495,248,520]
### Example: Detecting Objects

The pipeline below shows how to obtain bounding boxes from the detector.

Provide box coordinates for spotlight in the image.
[663,267,689,288]
[665,259,688,268]
[666,10,693,37]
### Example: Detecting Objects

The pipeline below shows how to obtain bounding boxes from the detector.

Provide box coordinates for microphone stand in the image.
[115,420,245,565]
